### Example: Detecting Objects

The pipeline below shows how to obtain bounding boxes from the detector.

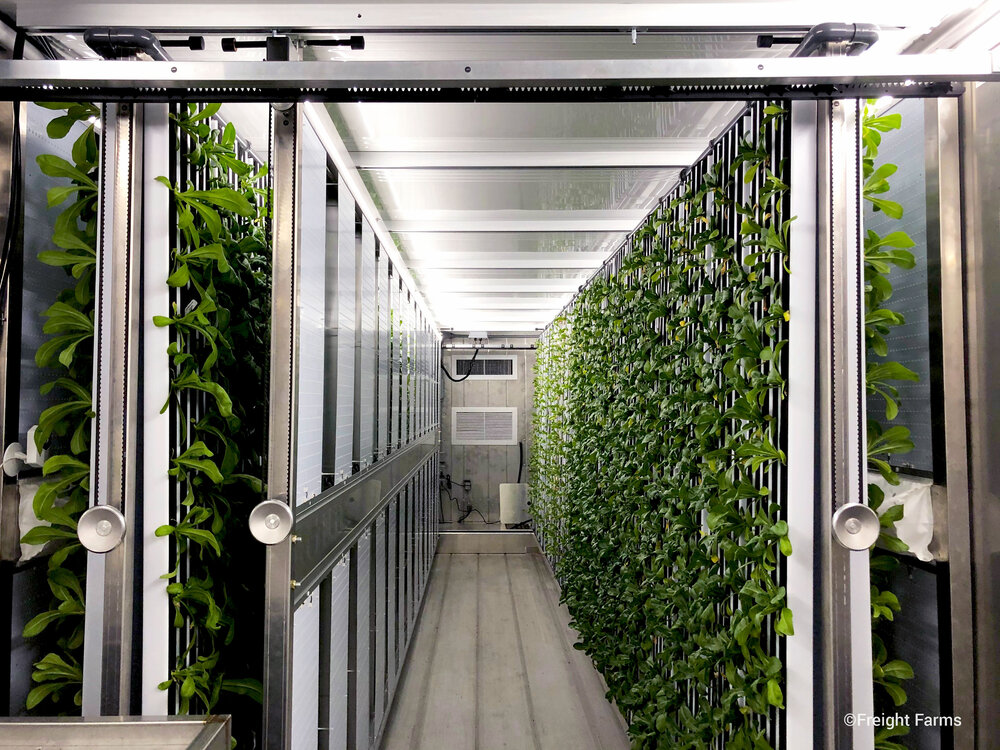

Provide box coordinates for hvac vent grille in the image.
[452,354,517,380]
[451,407,517,445]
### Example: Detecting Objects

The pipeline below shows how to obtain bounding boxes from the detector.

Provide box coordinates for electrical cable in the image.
[516,440,524,484]
[0,29,25,298]
[440,346,480,383]
[0,100,21,297]
[439,480,498,525]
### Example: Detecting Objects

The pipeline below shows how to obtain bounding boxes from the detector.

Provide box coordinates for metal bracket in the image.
[249,499,294,545]
[78,505,127,553]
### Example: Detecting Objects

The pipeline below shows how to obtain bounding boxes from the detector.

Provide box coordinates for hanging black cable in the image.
[440,345,481,383]
[0,100,21,296]
[516,440,524,484]
[0,29,26,296]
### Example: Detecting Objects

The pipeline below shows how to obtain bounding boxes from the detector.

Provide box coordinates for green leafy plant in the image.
[532,102,792,748]
[154,103,270,734]
[861,102,918,748]
[19,101,100,713]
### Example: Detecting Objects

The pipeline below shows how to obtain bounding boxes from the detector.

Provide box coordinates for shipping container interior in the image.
[1,2,999,750]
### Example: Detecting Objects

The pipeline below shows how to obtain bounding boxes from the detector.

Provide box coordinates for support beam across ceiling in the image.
[406,251,609,268]
[386,209,648,233]
[353,146,705,169]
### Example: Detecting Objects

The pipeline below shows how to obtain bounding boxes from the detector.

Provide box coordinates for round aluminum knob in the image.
[78,505,127,553]
[832,503,880,550]
[249,499,294,545]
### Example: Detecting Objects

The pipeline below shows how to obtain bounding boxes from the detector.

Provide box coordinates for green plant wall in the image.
[532,102,792,749]
[861,103,919,750]
[19,101,101,712]
[154,103,270,730]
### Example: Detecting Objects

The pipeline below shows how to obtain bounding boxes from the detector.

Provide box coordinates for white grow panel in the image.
[291,591,321,750]
[335,183,357,482]
[327,555,351,750]
[296,118,327,503]
[354,530,372,750]
[358,218,377,466]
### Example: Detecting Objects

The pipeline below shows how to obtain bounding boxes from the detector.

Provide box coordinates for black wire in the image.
[439,482,498,524]
[0,100,22,297]
[0,27,28,297]
[516,440,524,484]
[440,346,481,383]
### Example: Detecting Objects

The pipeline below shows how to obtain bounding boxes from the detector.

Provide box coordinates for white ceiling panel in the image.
[326,98,748,332]
[361,167,680,213]
[396,231,628,255]
[332,101,744,148]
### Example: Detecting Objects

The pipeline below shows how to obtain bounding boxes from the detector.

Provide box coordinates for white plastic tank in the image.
[499,483,529,525]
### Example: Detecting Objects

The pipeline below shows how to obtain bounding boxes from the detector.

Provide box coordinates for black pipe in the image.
[790,22,879,58]
[517,441,524,484]
[83,27,170,61]
[160,36,205,52]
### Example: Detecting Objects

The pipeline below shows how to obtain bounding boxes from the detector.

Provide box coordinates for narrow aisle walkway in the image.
[380,552,629,750]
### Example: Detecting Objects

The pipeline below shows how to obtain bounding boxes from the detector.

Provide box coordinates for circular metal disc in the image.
[78,505,127,553]
[832,503,880,550]
[249,499,294,545]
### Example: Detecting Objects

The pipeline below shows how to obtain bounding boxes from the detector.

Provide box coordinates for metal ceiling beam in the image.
[437,309,557,321]
[442,322,547,331]
[353,149,703,169]
[420,278,583,292]
[386,209,647,233]
[0,53,993,101]
[16,2,920,31]
[430,296,571,309]
[407,251,609,268]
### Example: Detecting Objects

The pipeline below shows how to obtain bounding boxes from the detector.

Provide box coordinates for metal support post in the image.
[925,95,975,747]
[81,102,143,716]
[816,98,874,750]
[261,102,301,750]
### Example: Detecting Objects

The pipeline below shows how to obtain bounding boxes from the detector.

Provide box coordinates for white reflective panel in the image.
[360,167,681,213]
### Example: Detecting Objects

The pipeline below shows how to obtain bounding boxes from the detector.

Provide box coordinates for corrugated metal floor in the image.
[379,552,629,750]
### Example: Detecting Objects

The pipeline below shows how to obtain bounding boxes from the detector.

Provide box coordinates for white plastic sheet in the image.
[868,472,935,562]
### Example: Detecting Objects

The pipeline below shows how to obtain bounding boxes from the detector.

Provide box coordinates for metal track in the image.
[0,53,996,102]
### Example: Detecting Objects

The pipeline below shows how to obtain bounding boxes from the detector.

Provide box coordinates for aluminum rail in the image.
[291,434,437,609]
[0,52,996,101]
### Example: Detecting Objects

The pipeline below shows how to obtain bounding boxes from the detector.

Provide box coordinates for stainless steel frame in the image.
[0,100,22,566]
[263,103,301,750]
[82,102,143,716]
[0,54,994,102]
[0,715,231,749]
[816,99,873,750]
[926,95,975,747]
[959,81,1000,750]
